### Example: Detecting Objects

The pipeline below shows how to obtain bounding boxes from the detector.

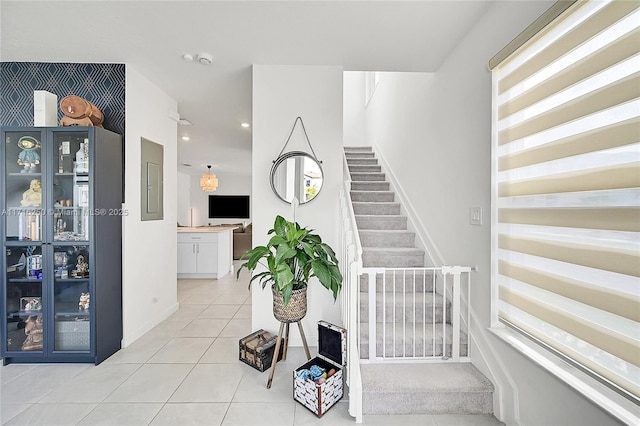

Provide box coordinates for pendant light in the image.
[200,165,218,192]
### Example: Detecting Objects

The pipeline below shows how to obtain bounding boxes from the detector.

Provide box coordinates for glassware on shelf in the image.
[58,140,72,173]
[74,141,88,174]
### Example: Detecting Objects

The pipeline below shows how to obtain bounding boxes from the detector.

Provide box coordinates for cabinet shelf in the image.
[56,311,90,318]
[8,310,43,317]
[7,172,42,177]
[8,278,42,283]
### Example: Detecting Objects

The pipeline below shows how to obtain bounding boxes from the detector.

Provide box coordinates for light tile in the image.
[200,338,241,364]
[219,319,252,338]
[171,303,208,316]
[200,304,242,319]
[150,402,229,425]
[0,403,32,424]
[104,363,193,403]
[102,336,168,364]
[0,365,38,386]
[232,367,293,403]
[4,402,96,425]
[294,401,354,425]
[169,364,243,402]
[234,305,252,319]
[78,403,163,425]
[212,293,251,305]
[178,319,230,338]
[432,414,505,426]
[1,364,91,403]
[39,363,141,403]
[222,402,295,425]
[147,337,213,363]
[364,414,437,425]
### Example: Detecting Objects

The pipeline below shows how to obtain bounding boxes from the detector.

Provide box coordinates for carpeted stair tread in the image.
[353,202,401,215]
[349,164,382,173]
[361,363,493,393]
[351,172,386,181]
[350,181,389,190]
[347,158,379,166]
[356,215,407,230]
[359,322,469,359]
[350,191,395,202]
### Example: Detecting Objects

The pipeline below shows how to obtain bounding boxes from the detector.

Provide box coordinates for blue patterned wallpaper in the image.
[0,62,125,136]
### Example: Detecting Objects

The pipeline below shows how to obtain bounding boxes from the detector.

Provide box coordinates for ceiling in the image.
[0,0,494,180]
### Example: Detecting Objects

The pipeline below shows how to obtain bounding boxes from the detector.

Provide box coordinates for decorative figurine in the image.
[72,254,89,278]
[16,136,40,173]
[21,179,42,207]
[78,292,90,311]
[21,315,43,351]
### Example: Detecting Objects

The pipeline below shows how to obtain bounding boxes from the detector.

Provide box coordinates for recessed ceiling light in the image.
[241,122,250,128]
[181,136,190,141]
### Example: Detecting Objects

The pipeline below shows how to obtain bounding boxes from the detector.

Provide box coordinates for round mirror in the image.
[270,151,323,204]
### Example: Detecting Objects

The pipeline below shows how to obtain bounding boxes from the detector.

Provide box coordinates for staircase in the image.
[344,146,494,415]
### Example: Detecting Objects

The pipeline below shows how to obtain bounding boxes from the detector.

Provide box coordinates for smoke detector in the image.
[196,53,213,66]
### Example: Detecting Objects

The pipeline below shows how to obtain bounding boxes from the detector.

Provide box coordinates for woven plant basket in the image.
[272,284,307,323]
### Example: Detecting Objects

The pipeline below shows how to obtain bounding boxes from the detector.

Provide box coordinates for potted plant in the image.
[236,215,342,322]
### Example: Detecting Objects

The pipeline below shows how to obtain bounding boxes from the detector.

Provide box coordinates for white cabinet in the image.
[177,229,233,278]
[177,242,197,274]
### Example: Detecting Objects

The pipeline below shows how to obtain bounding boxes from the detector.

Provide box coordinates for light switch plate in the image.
[470,206,482,226]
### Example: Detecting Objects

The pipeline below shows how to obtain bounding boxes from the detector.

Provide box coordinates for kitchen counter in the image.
[177,225,238,233]
[177,226,236,278]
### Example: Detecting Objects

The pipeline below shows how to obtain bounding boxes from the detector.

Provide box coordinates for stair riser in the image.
[353,203,400,216]
[362,252,424,268]
[362,390,490,415]
[349,165,382,173]
[359,275,435,293]
[345,152,375,158]
[360,303,450,324]
[344,146,373,152]
[359,342,469,360]
[347,158,378,166]
[351,192,395,202]
[351,172,386,181]
[359,230,414,247]
[356,215,406,230]
[350,182,390,191]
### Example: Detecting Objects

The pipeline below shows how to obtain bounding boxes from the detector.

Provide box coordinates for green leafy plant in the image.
[236,215,342,306]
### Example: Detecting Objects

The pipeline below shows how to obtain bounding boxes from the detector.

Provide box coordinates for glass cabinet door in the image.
[53,245,90,352]
[5,245,44,352]
[51,130,90,242]
[4,130,44,242]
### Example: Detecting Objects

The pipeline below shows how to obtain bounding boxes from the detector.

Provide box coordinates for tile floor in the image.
[0,264,504,425]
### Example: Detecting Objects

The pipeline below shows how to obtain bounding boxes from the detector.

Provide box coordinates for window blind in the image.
[491,0,640,401]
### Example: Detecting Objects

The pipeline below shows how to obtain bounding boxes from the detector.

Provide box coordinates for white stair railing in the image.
[339,156,364,423]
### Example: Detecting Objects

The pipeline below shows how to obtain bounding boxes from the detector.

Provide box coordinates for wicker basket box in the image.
[293,321,347,417]
[239,329,283,372]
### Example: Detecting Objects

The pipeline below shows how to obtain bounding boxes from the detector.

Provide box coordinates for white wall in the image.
[177,172,190,226]
[356,1,621,425]
[252,65,343,346]
[122,66,179,346]
[187,172,252,227]
[343,72,367,147]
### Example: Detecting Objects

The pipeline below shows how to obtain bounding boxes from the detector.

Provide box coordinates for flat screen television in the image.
[208,195,250,219]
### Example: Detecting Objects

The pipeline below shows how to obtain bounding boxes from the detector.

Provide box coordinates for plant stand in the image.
[267,320,311,389]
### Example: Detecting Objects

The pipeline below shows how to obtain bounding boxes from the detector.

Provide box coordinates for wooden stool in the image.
[266,320,311,388]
